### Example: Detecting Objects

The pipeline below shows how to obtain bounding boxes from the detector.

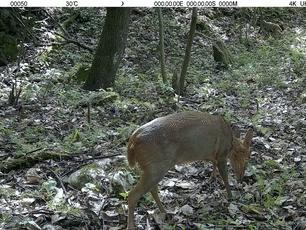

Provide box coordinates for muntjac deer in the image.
[126,111,253,229]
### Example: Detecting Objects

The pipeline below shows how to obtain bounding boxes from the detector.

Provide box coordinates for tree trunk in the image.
[84,8,131,90]
[179,8,197,95]
[157,8,167,83]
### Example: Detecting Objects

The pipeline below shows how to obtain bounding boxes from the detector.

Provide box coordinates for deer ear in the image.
[232,137,240,150]
[244,128,253,147]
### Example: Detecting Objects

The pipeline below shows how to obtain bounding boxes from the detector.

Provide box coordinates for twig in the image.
[195,31,215,44]
[26,147,45,155]
[92,153,122,160]
[8,55,23,106]
[43,9,69,37]
[87,102,91,124]
[43,9,93,53]
[75,153,122,163]
[35,42,69,47]
[200,225,246,229]
[10,8,38,43]
[19,209,54,216]
[49,168,67,194]
[54,32,94,53]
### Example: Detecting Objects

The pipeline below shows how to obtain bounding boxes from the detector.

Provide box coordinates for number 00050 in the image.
[10,1,28,6]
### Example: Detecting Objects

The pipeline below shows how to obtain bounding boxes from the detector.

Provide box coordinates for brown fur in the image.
[126,111,253,229]
[127,137,136,167]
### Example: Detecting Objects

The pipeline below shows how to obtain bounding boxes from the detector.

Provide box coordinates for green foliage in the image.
[69,64,90,83]
[40,180,57,201]
[216,78,235,94]
[237,83,251,108]
[264,159,280,169]
[48,202,82,216]
[62,126,107,152]
[3,124,50,157]
[247,224,258,230]
[22,83,38,102]
[59,133,82,152]
[78,90,119,107]
[119,191,129,200]
[70,129,81,142]
[0,186,16,199]
[0,212,12,224]
[115,72,175,113]
[115,123,138,142]
[256,168,294,209]
[251,111,273,136]
[57,86,84,107]
[289,49,306,78]
[138,193,156,208]
[40,178,82,215]
[76,66,90,82]
[196,19,211,34]
[230,31,306,91]
[222,109,235,122]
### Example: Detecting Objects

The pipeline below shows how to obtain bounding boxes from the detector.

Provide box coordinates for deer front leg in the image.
[217,158,232,200]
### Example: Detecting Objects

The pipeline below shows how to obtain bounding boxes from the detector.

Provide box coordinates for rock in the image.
[67,163,105,190]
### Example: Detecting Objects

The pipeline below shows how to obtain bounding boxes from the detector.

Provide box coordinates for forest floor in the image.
[0,8,306,230]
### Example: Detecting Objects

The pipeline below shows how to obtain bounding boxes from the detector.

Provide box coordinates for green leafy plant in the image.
[40,180,57,201]
[290,50,306,78]
[256,169,293,209]
[264,159,280,169]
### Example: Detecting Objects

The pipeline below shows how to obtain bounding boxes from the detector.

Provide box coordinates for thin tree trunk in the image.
[179,7,197,95]
[157,8,167,83]
[84,8,131,90]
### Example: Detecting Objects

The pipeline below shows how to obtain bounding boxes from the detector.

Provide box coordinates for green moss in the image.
[264,159,280,169]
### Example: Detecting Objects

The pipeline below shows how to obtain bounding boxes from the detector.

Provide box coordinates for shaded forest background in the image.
[0,8,306,229]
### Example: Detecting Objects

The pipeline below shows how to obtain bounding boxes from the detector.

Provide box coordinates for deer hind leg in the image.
[151,185,166,213]
[210,138,220,180]
[127,164,170,229]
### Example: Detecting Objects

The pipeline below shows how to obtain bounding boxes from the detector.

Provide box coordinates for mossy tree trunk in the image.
[212,40,233,68]
[157,8,167,83]
[0,9,22,66]
[84,8,131,90]
[179,7,197,95]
